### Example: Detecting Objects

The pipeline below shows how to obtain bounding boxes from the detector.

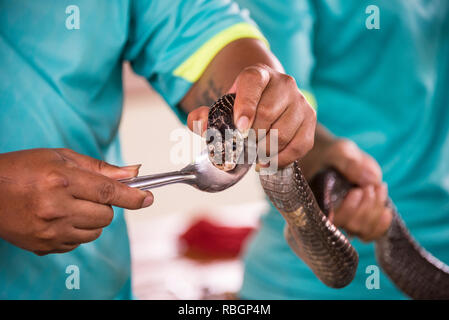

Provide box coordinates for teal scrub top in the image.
[0,0,265,299]
[237,0,449,299]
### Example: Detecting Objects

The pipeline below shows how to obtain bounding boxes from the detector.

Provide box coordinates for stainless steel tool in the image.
[119,149,251,193]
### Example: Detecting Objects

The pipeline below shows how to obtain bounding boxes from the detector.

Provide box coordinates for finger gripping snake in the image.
[207,93,449,299]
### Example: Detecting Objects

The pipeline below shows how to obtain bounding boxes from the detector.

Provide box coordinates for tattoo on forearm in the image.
[199,79,225,106]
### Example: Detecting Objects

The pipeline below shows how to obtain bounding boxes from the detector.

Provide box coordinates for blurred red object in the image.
[178,219,255,260]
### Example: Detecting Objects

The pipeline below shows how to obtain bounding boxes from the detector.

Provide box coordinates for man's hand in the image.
[187,64,316,167]
[0,148,153,255]
[181,39,316,167]
[302,133,392,242]
[323,139,392,241]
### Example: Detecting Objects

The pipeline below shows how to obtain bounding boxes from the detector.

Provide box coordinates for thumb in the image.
[231,65,270,133]
[57,148,141,179]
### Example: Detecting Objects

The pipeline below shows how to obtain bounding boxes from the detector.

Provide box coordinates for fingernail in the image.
[380,183,388,200]
[142,193,153,208]
[258,160,270,168]
[349,189,363,208]
[121,164,142,171]
[236,116,249,133]
[121,164,142,178]
[361,170,377,185]
[354,189,363,201]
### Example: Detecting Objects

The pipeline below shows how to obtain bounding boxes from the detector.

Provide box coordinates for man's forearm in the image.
[180,37,334,175]
[299,124,337,179]
[182,37,316,167]
[180,38,283,111]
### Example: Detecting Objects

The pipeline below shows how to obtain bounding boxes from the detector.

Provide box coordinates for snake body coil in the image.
[207,93,449,299]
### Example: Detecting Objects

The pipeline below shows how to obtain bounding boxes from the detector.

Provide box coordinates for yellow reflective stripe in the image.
[301,89,317,111]
[173,23,269,83]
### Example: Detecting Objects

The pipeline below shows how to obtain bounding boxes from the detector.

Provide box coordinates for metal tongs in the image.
[119,148,251,193]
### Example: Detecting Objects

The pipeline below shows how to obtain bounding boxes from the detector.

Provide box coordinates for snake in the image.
[207,93,449,299]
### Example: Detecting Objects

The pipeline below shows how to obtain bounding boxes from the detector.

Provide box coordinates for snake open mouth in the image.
[206,93,245,172]
[206,128,244,171]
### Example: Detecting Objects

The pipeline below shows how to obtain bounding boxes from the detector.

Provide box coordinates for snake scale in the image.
[207,93,449,299]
